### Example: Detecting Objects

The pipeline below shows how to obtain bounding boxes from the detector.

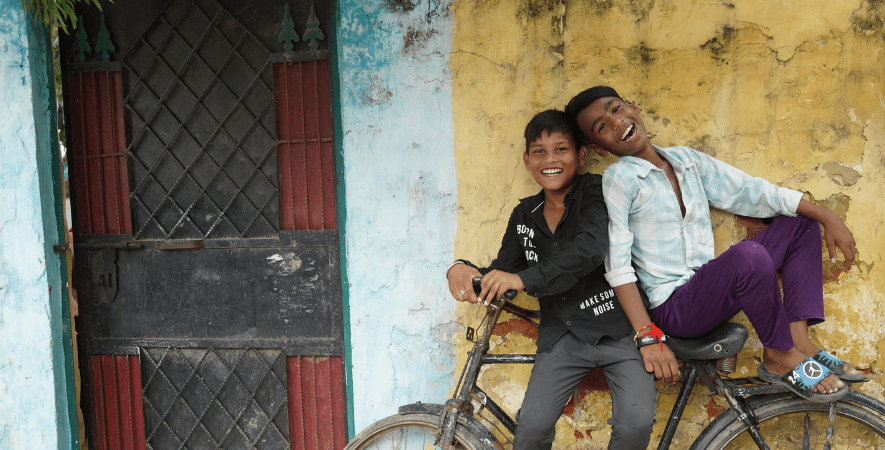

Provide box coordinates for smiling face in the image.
[574,96,654,159]
[523,130,587,197]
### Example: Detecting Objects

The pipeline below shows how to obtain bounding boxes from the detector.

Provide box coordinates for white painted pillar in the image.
[0,1,77,448]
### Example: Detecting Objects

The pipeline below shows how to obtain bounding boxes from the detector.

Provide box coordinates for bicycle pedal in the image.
[466,326,475,342]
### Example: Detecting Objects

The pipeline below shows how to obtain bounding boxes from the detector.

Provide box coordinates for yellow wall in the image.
[450,0,885,448]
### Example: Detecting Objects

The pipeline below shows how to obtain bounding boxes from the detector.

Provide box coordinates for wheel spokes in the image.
[802,413,810,450]
[823,402,835,450]
[722,406,885,449]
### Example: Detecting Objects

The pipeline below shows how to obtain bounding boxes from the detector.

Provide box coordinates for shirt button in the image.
[567,321,572,326]
[553,243,558,247]
[561,297,566,301]
[535,292,540,296]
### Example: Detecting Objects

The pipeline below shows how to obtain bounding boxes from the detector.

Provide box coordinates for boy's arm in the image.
[796,199,856,271]
[613,283,680,383]
[484,177,609,302]
[691,147,856,271]
[447,209,529,304]
[604,171,680,383]
[692,147,803,218]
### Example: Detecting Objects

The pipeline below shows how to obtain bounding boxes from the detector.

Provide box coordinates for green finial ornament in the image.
[95,15,116,62]
[277,3,300,53]
[72,15,91,62]
[302,2,325,51]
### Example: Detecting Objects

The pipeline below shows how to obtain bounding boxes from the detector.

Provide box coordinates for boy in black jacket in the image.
[446,110,657,450]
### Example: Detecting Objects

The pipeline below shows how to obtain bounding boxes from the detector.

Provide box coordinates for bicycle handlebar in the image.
[471,275,540,321]
[471,275,518,300]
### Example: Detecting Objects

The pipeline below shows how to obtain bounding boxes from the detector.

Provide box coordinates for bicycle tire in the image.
[345,412,488,450]
[692,393,885,449]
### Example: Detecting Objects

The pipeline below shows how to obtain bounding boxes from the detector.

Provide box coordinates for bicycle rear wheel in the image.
[695,395,885,449]
[345,412,487,450]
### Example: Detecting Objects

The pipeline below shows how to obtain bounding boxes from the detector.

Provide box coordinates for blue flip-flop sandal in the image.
[758,357,849,403]
[812,350,866,382]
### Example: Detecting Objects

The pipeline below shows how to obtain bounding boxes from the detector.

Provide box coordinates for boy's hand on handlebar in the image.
[640,343,680,384]
[479,270,524,305]
[447,264,482,303]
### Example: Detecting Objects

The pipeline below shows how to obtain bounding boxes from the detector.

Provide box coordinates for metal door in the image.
[61,1,346,448]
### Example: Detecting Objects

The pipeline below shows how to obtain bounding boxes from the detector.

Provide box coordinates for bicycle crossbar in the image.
[480,354,536,364]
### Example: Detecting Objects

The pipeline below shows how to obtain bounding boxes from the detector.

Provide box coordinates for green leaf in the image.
[21,0,114,34]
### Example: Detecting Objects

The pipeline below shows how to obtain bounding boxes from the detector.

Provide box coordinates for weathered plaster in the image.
[451,0,885,447]
[0,1,73,448]
[338,0,461,433]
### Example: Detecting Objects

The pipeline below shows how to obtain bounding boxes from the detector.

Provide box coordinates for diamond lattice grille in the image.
[122,0,278,239]
[140,348,290,450]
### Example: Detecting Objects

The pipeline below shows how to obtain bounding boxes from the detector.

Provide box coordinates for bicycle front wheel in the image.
[345,412,488,450]
[696,395,885,449]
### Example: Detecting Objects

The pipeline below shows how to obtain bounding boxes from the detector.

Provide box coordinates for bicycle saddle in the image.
[667,322,748,360]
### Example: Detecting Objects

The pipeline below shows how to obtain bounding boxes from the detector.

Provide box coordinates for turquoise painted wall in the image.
[0,1,75,448]
[337,0,460,433]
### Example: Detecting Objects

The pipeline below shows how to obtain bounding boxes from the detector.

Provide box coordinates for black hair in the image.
[523,109,579,154]
[564,86,622,145]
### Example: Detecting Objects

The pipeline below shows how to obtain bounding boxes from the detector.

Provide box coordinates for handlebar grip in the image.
[471,275,518,300]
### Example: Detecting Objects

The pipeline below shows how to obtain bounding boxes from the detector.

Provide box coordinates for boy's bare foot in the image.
[762,347,844,394]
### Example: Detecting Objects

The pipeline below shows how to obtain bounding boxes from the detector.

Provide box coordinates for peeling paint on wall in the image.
[266,252,303,275]
[339,0,460,434]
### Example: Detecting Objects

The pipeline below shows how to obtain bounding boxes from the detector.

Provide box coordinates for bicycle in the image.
[345,277,885,449]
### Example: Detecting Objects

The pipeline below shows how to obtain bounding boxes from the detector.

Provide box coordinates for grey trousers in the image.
[513,332,657,450]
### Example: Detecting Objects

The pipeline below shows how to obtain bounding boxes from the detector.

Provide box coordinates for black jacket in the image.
[468,174,643,352]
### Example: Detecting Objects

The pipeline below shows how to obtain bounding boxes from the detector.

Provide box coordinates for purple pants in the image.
[651,215,824,351]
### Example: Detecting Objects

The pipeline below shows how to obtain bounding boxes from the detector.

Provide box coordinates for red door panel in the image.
[274,61,336,231]
[69,71,131,235]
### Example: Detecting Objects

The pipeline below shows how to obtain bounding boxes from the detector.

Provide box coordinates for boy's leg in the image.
[752,216,862,378]
[651,240,794,350]
[654,215,845,393]
[513,332,600,450]
[750,215,825,324]
[597,335,657,450]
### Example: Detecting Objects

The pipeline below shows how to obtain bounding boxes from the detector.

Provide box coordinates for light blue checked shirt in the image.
[602,145,803,308]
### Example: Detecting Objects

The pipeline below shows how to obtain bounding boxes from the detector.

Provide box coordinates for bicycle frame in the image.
[437,295,773,449]
[472,355,535,435]
[436,293,531,448]
[447,297,775,450]
[658,360,774,450]
[657,356,874,450]
[434,293,877,450]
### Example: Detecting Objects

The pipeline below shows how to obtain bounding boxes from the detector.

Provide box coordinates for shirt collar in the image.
[616,145,691,177]
[521,173,584,211]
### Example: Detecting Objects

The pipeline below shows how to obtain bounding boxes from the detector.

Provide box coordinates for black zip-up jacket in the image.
[466,174,643,353]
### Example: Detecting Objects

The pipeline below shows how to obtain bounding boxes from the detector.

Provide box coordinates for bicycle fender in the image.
[398,402,501,450]
[844,390,885,416]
